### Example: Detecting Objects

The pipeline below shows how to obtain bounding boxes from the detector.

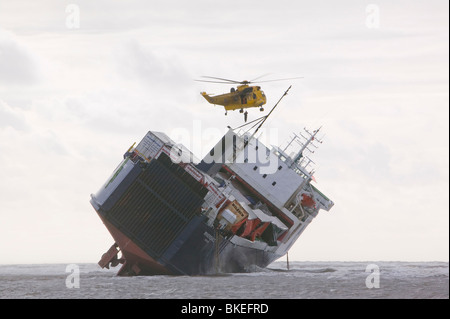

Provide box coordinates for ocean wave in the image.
[1,262,448,299]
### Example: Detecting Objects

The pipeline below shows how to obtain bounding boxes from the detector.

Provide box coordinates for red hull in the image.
[98,214,173,276]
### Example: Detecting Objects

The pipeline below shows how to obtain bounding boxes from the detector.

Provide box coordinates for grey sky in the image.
[0,0,448,263]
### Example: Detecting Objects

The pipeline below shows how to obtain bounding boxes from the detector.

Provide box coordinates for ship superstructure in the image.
[90,126,333,276]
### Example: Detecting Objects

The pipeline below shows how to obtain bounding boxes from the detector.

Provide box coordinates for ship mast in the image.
[229,86,292,163]
[232,85,292,146]
[246,85,291,143]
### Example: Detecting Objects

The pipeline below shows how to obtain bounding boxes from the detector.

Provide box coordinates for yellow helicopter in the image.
[197,75,302,121]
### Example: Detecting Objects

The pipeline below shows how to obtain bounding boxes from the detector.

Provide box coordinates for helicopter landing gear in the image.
[225,111,227,116]
[239,108,244,113]
[260,107,264,112]
[244,111,248,122]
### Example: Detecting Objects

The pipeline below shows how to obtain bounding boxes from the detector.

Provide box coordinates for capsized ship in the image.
[90,127,334,276]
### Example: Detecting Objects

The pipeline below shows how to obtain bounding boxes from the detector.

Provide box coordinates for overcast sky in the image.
[0,0,448,264]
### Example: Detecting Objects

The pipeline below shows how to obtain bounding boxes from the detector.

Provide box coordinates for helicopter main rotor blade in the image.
[197,75,303,85]
[250,73,273,82]
[195,79,238,84]
[200,76,242,84]
[253,76,304,83]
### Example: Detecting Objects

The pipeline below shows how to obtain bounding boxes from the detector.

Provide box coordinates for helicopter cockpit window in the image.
[253,93,256,99]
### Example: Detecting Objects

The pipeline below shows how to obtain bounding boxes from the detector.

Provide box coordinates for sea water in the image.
[0,261,447,299]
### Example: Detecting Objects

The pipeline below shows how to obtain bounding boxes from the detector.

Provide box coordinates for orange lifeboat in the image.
[301,193,316,208]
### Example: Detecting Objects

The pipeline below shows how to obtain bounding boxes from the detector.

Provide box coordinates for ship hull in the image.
[94,208,279,276]
[91,150,278,276]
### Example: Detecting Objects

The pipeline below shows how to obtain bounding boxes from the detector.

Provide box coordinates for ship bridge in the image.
[196,128,333,228]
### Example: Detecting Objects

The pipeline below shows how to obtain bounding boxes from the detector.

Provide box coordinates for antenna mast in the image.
[289,127,323,170]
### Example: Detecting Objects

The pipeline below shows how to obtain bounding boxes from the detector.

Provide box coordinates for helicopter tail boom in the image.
[200,92,214,104]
